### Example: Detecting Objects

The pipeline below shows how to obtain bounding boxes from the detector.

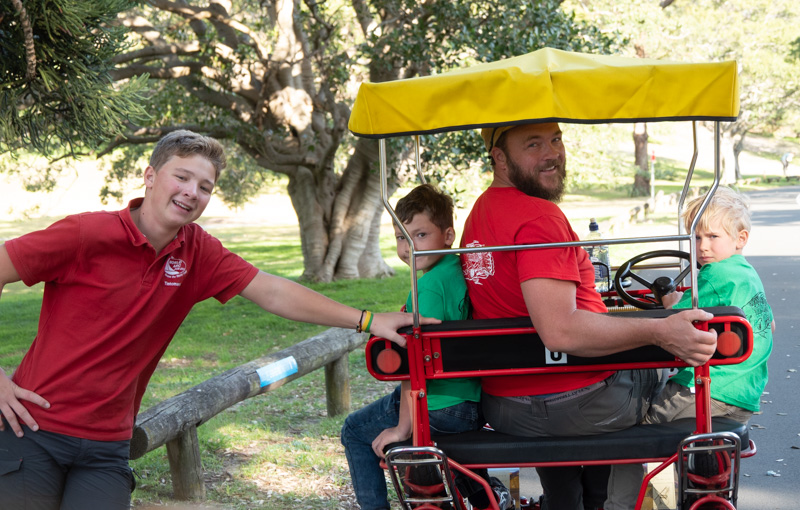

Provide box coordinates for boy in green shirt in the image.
[341,184,486,509]
[650,186,774,424]
[607,186,774,510]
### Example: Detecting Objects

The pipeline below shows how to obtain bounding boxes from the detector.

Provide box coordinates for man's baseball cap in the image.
[480,125,517,153]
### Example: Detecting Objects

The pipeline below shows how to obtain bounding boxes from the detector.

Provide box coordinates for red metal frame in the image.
[367,312,755,510]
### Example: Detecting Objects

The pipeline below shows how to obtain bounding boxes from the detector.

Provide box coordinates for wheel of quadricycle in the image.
[716,330,742,357]
[687,494,737,510]
[376,347,402,374]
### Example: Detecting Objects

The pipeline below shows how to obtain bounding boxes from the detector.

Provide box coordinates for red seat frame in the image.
[366,306,755,509]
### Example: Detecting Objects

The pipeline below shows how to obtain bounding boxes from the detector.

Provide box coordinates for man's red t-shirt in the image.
[5,199,259,441]
[460,187,611,396]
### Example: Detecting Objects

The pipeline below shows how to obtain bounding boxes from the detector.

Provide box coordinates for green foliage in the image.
[90,0,625,211]
[363,0,623,201]
[791,36,800,61]
[0,0,150,156]
[565,0,800,138]
[363,0,621,76]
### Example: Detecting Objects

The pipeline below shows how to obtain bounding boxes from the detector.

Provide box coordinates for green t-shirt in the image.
[405,254,480,410]
[671,254,773,412]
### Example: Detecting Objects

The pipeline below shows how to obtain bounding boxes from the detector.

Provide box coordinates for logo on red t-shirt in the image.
[463,241,494,285]
[164,255,187,285]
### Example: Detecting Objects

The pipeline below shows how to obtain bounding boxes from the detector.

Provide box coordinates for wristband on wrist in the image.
[356,310,372,333]
[365,312,374,333]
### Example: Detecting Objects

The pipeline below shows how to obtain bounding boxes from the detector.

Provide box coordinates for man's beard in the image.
[507,154,566,203]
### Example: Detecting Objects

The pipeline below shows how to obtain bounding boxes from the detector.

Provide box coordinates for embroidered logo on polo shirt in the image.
[164,255,187,286]
[463,241,494,285]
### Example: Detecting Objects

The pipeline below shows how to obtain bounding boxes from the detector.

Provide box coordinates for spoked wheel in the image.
[614,250,693,310]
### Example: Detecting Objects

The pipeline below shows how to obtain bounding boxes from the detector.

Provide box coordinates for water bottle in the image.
[585,218,610,293]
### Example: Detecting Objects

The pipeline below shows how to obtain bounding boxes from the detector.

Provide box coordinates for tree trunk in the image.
[720,131,737,185]
[632,122,650,196]
[732,131,747,181]
[289,137,395,282]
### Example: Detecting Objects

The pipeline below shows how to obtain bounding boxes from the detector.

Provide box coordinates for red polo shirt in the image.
[5,199,259,440]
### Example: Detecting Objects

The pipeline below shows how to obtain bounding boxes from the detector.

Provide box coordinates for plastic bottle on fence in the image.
[585,218,610,293]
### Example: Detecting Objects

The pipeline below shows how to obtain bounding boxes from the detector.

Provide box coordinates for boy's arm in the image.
[0,244,21,295]
[372,380,414,458]
[239,271,439,346]
[661,291,683,309]
[0,245,51,437]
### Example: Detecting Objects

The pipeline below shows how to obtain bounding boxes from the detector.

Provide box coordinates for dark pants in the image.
[482,369,658,510]
[0,425,133,510]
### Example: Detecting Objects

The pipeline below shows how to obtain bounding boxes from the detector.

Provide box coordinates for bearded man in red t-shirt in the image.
[461,122,719,510]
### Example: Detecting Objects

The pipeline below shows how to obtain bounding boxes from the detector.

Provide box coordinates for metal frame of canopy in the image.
[348,47,740,327]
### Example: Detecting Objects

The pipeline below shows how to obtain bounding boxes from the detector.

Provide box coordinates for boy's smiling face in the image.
[394,212,455,273]
[695,217,748,266]
[144,154,216,229]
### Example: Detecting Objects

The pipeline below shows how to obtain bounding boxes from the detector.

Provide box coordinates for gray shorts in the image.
[481,369,658,437]
[644,380,753,425]
[0,425,133,510]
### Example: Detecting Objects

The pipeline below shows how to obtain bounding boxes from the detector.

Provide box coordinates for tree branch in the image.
[112,42,202,64]
[96,125,234,158]
[110,62,205,81]
[349,0,375,36]
[148,0,269,60]
[11,0,36,80]
[177,77,256,123]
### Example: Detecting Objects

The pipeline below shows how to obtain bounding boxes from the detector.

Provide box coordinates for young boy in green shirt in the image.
[650,186,774,424]
[606,186,774,510]
[341,184,487,509]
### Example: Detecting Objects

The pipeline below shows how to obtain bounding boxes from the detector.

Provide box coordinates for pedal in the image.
[385,446,461,509]
[678,431,741,509]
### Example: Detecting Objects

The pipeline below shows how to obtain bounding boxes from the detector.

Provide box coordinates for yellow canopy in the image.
[349,48,739,138]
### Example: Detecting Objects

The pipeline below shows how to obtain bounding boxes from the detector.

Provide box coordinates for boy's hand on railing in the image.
[373,425,412,458]
[0,368,50,437]
[369,312,441,348]
[657,309,718,367]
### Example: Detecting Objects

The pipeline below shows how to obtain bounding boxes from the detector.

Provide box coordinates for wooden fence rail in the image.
[129,327,367,500]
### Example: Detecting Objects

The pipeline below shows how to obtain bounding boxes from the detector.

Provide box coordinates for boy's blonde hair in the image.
[683,186,751,238]
[149,130,226,181]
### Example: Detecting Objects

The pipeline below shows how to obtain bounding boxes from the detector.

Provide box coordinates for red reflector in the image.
[716,331,741,357]
[377,348,402,374]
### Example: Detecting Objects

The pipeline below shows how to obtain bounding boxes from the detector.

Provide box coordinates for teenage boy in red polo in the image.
[0,130,429,509]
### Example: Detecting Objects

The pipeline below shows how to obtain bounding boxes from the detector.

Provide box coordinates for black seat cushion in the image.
[430,417,749,466]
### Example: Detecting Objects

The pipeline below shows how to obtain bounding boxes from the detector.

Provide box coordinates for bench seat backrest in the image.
[367,306,752,381]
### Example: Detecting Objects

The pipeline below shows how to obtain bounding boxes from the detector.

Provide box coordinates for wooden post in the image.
[324,354,350,417]
[166,425,205,501]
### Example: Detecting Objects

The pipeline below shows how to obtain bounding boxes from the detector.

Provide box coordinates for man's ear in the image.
[491,146,506,167]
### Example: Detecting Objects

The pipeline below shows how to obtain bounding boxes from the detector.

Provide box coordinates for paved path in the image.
[735,185,800,510]
[517,185,800,509]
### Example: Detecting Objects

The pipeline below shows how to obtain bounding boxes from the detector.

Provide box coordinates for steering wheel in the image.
[614,250,693,309]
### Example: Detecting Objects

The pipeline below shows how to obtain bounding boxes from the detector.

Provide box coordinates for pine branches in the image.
[0,0,150,157]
